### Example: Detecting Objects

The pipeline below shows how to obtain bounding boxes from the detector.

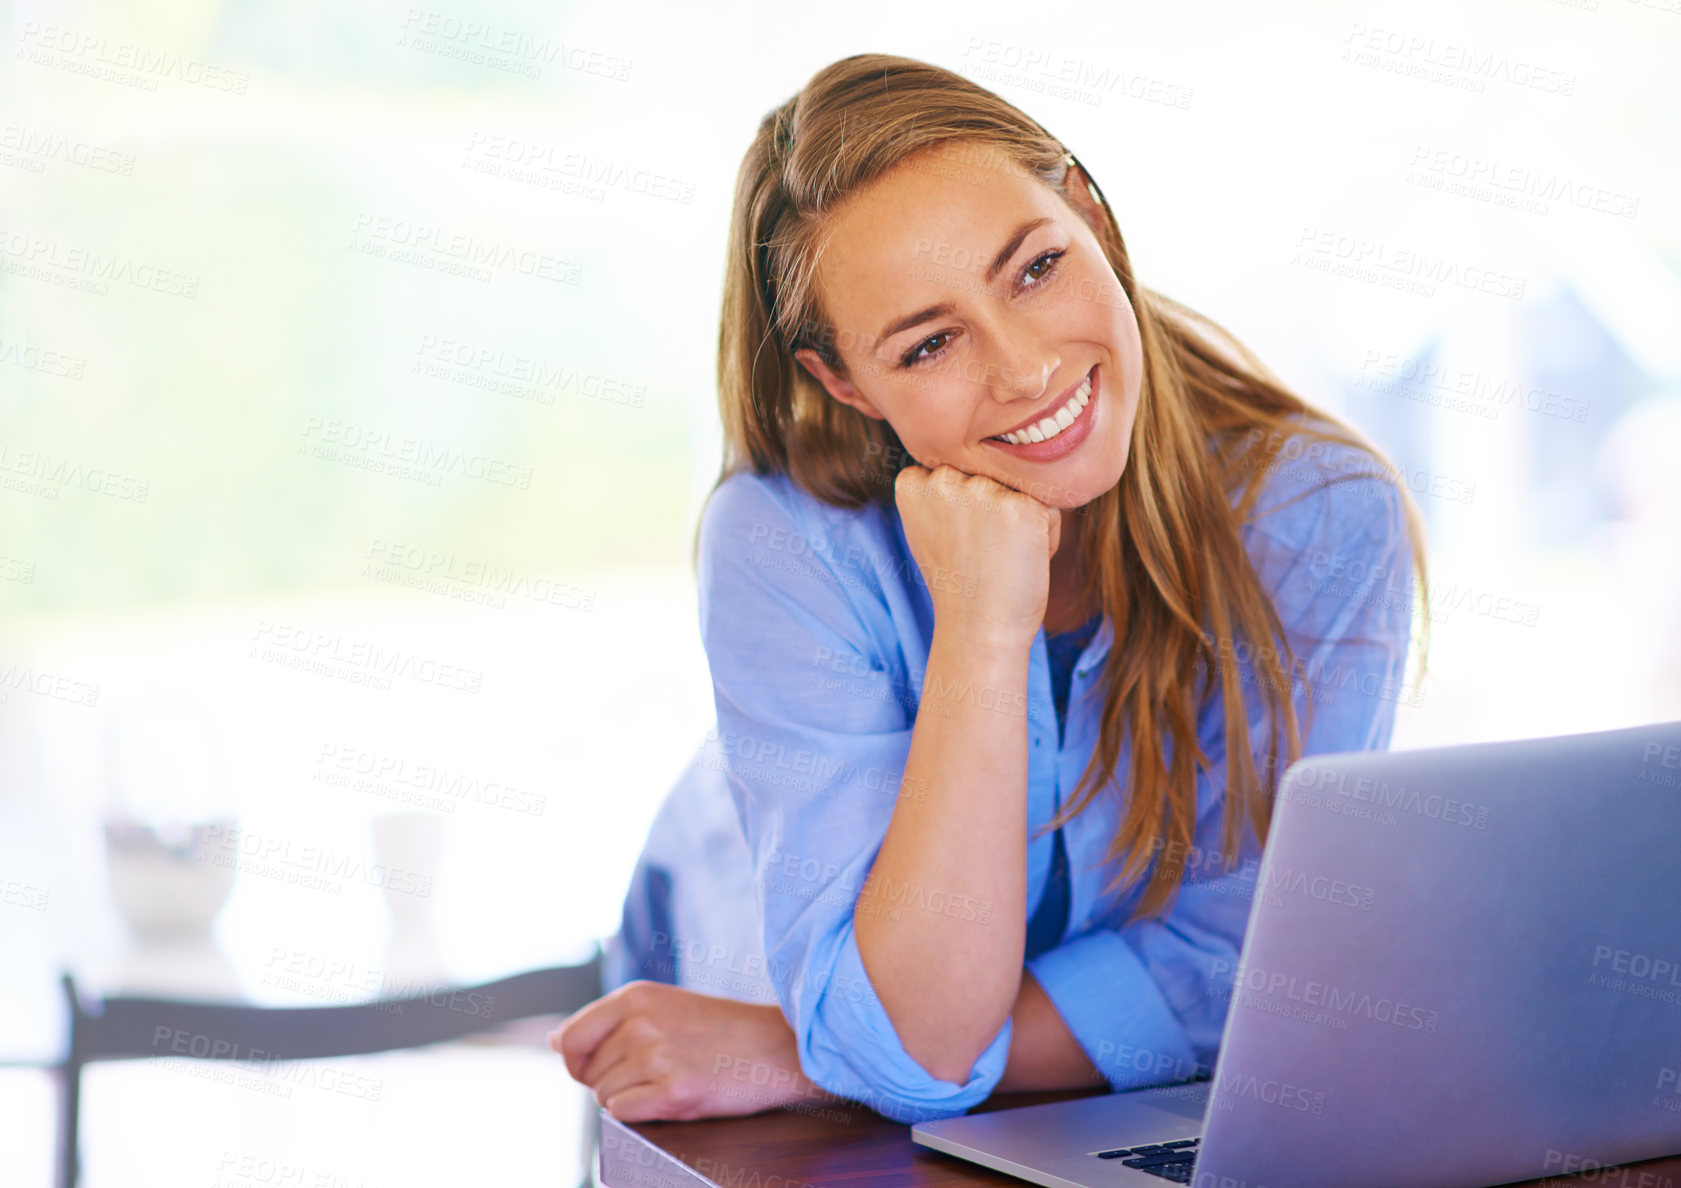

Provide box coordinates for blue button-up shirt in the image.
[655,425,1415,1124]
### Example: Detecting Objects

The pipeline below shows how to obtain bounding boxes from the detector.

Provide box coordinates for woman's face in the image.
[793,142,1142,510]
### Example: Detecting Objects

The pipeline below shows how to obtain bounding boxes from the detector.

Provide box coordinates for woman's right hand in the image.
[550,981,824,1122]
[895,463,1060,650]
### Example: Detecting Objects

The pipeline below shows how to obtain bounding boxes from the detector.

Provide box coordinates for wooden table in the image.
[599,1089,1681,1188]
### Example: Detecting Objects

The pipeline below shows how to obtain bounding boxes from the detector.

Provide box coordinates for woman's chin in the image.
[991,457,1126,510]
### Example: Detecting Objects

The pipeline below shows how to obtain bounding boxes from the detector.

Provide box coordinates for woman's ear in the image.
[794,347,887,421]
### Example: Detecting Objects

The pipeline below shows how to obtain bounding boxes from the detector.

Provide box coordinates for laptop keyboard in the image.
[1093,1137,1200,1182]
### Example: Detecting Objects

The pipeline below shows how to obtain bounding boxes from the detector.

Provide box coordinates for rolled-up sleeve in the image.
[695,473,1009,1123]
[1026,465,1417,1093]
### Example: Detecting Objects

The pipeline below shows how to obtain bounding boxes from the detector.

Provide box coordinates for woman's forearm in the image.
[853,623,1032,1085]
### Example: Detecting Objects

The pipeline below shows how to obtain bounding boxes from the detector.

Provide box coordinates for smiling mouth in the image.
[987,367,1094,444]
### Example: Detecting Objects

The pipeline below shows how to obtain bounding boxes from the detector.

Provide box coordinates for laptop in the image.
[912,721,1681,1188]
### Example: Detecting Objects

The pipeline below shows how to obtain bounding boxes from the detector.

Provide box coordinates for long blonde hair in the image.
[705,53,1430,923]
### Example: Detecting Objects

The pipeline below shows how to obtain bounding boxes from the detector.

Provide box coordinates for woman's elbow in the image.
[895,1008,1013,1087]
[907,1042,986,1087]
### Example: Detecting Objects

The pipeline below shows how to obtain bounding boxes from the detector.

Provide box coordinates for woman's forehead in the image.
[815,156,1065,322]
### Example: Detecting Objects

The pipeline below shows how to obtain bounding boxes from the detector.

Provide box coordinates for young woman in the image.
[552,52,1429,1126]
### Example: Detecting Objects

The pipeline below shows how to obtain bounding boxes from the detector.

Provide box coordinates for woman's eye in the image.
[1023,249,1066,286]
[897,249,1068,369]
[902,332,950,368]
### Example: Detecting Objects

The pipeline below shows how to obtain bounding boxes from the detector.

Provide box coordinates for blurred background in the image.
[0,0,1675,1183]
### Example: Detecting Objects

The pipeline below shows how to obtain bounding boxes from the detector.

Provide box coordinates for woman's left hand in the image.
[549,981,827,1122]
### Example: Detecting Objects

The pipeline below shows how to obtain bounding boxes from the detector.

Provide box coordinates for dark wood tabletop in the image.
[599,1087,1681,1188]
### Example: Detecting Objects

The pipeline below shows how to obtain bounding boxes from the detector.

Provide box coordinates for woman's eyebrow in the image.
[875,216,1055,347]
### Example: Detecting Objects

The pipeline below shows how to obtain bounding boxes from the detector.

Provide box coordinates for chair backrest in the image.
[55,953,606,1188]
[63,953,603,1064]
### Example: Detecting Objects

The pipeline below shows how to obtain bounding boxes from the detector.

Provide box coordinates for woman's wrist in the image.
[748,1001,827,1101]
[931,617,1036,658]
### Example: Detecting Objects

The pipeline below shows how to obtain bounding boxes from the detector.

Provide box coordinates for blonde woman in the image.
[553,52,1428,1126]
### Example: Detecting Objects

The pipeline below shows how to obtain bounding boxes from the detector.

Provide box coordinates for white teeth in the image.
[997,370,1094,446]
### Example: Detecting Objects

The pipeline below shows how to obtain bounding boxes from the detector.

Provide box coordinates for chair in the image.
[55,953,605,1188]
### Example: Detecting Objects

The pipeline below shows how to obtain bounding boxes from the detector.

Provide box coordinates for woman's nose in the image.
[980,340,1057,404]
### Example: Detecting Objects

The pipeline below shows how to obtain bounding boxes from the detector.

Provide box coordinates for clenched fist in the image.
[894,464,1060,652]
[550,981,823,1122]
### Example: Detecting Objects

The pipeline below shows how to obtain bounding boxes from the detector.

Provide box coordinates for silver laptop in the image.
[913,721,1681,1188]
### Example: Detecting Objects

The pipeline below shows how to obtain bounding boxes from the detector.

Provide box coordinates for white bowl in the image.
[103,816,238,937]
